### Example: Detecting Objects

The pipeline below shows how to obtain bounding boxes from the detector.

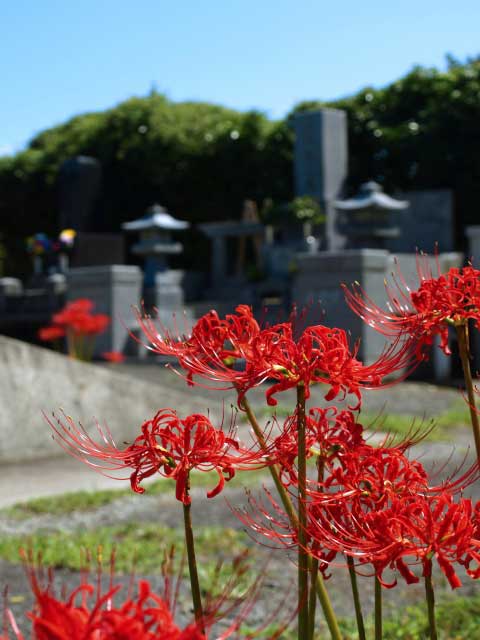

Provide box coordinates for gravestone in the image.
[199,220,264,300]
[58,156,125,267]
[58,156,102,231]
[293,109,348,250]
[386,190,454,253]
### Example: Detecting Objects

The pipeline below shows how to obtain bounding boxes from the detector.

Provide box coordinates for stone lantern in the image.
[122,203,190,310]
[334,181,409,249]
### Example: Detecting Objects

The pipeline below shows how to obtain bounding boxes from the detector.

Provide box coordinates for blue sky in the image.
[1,0,479,156]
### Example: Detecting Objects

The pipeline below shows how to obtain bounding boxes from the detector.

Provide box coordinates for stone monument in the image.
[293,109,348,250]
[58,156,102,231]
[199,216,264,302]
[59,156,124,267]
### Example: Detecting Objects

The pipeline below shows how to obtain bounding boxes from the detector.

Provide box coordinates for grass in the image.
[256,400,472,443]
[361,402,471,442]
[4,468,272,520]
[241,591,480,640]
[0,522,249,575]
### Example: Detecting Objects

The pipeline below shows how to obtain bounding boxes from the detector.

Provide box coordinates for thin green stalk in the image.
[347,556,366,640]
[297,383,309,640]
[241,395,342,640]
[182,477,204,633]
[374,576,382,640]
[241,396,297,524]
[307,557,319,640]
[307,457,325,640]
[456,322,480,466]
[425,572,438,640]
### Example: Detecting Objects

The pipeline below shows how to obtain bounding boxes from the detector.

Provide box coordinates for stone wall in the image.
[0,335,210,463]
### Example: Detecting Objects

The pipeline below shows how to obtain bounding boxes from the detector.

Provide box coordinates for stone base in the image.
[67,265,142,356]
[292,249,463,376]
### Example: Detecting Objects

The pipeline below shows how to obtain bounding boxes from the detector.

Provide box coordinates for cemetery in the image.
[2,57,480,639]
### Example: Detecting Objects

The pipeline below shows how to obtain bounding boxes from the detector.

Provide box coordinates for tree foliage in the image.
[2,56,480,274]
[0,93,293,274]
[291,55,480,244]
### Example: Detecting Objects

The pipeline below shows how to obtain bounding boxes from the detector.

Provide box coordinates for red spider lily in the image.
[39,299,110,361]
[305,487,480,589]
[101,351,125,363]
[50,299,110,338]
[269,408,365,486]
[38,326,65,342]
[343,253,480,357]
[234,486,337,581]
[134,304,414,409]
[46,409,274,505]
[247,321,415,408]
[2,549,289,640]
[2,578,203,640]
[133,304,262,390]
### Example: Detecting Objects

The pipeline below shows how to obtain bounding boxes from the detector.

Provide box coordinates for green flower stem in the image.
[308,457,325,640]
[182,476,205,633]
[456,322,480,466]
[425,573,438,640]
[374,576,382,640]
[307,557,319,640]
[347,556,366,640]
[297,383,309,640]
[241,395,342,640]
[241,396,296,523]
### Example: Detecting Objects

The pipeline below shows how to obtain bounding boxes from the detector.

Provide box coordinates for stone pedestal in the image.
[292,249,464,376]
[0,278,23,312]
[152,270,193,335]
[466,226,480,262]
[292,250,389,363]
[67,265,142,356]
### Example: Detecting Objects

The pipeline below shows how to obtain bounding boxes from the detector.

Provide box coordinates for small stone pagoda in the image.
[122,203,190,310]
[334,181,409,249]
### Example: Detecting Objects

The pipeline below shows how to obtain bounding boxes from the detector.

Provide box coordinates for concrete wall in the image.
[0,335,211,463]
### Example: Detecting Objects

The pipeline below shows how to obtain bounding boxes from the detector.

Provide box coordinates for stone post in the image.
[291,250,389,363]
[0,278,23,312]
[67,265,142,356]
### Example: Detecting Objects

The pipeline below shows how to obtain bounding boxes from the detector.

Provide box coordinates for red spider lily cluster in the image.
[343,254,480,356]
[134,304,414,409]
[38,257,480,639]
[39,299,110,361]
[1,550,284,640]
[239,406,480,590]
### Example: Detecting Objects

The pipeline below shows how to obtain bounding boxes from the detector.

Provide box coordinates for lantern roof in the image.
[122,203,189,232]
[334,181,409,211]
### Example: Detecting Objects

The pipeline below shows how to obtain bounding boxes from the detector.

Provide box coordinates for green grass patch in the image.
[338,590,480,639]
[3,468,271,520]
[0,523,249,574]
[361,402,471,442]
[241,591,480,639]
[256,400,471,443]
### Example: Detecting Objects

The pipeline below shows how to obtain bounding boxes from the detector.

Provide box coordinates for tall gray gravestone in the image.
[293,109,348,250]
[58,156,102,231]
